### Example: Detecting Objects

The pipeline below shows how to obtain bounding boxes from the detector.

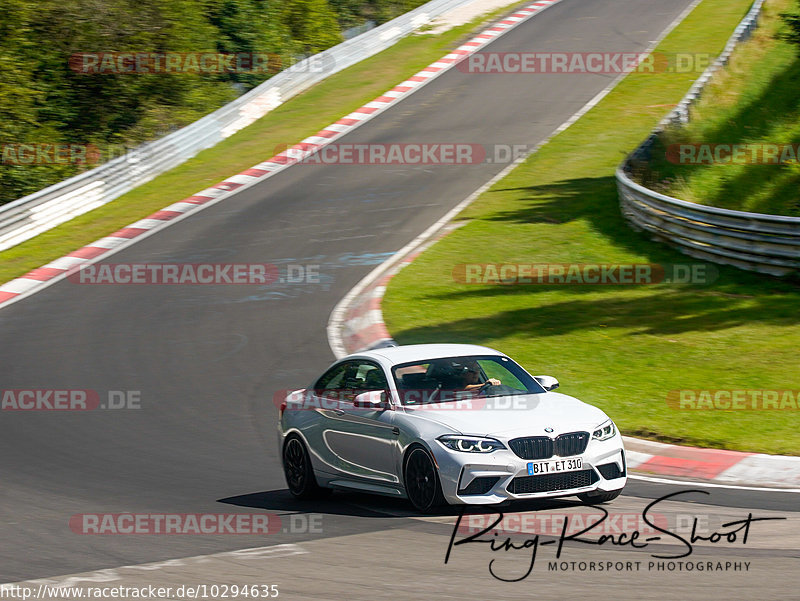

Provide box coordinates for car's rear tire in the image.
[283,436,326,499]
[578,488,623,504]
[404,445,444,513]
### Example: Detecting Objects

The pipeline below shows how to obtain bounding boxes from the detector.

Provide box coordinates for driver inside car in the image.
[459,360,500,391]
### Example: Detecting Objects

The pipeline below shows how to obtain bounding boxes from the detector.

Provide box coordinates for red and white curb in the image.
[625,437,800,488]
[0,0,562,311]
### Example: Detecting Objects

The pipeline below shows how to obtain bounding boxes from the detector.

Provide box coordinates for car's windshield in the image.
[391,355,546,405]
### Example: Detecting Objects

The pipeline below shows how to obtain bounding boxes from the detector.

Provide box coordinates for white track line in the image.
[628,474,800,493]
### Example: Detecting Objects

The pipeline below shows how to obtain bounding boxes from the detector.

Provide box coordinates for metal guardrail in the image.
[0,0,480,253]
[618,176,800,275]
[617,0,800,276]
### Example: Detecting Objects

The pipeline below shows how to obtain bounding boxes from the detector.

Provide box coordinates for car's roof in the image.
[349,343,504,366]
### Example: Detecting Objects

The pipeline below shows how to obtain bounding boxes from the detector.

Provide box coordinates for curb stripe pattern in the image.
[625,445,753,480]
[0,0,560,311]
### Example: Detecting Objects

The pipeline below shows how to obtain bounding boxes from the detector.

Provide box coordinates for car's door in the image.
[320,360,401,485]
[303,360,358,477]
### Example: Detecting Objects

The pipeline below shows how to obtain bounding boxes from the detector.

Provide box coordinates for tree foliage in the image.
[781,1,800,52]
[281,0,342,53]
[0,0,423,205]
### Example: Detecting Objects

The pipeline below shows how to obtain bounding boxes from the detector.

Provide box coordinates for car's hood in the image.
[400,391,609,438]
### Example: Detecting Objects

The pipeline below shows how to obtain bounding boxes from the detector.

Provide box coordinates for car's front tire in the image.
[404,445,445,513]
[577,488,623,504]
[283,435,327,499]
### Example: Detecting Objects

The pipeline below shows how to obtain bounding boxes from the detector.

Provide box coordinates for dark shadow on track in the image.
[219,488,591,518]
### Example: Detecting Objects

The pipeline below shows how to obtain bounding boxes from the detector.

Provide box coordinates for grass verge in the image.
[383,0,800,455]
[633,0,800,216]
[0,1,528,285]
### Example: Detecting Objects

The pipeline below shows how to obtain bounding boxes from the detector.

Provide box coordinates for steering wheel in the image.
[476,381,495,395]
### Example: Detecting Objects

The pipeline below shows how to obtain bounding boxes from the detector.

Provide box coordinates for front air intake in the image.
[508,469,597,494]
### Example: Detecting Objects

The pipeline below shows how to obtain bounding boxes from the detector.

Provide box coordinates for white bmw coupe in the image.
[278,343,626,511]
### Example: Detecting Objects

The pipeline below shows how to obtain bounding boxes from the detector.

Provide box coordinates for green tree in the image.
[0,0,435,205]
[29,0,236,145]
[0,0,71,202]
[327,0,368,28]
[205,0,293,88]
[281,0,343,54]
[782,0,800,52]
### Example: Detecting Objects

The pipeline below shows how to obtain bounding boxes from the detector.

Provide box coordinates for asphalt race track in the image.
[1,0,797,596]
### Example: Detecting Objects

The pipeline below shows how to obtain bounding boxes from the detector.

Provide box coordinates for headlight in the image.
[592,419,616,441]
[438,435,505,453]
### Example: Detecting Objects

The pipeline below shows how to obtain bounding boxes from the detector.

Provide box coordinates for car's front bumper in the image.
[430,435,627,505]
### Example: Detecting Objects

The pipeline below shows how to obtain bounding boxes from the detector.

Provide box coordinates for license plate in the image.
[527,457,583,475]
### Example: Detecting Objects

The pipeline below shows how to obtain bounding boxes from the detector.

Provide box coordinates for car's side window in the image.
[313,360,388,401]
[314,362,353,391]
[340,361,387,393]
[357,363,389,391]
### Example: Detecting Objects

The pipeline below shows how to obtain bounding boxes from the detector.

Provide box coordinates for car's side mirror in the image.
[534,375,559,391]
[353,390,389,409]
